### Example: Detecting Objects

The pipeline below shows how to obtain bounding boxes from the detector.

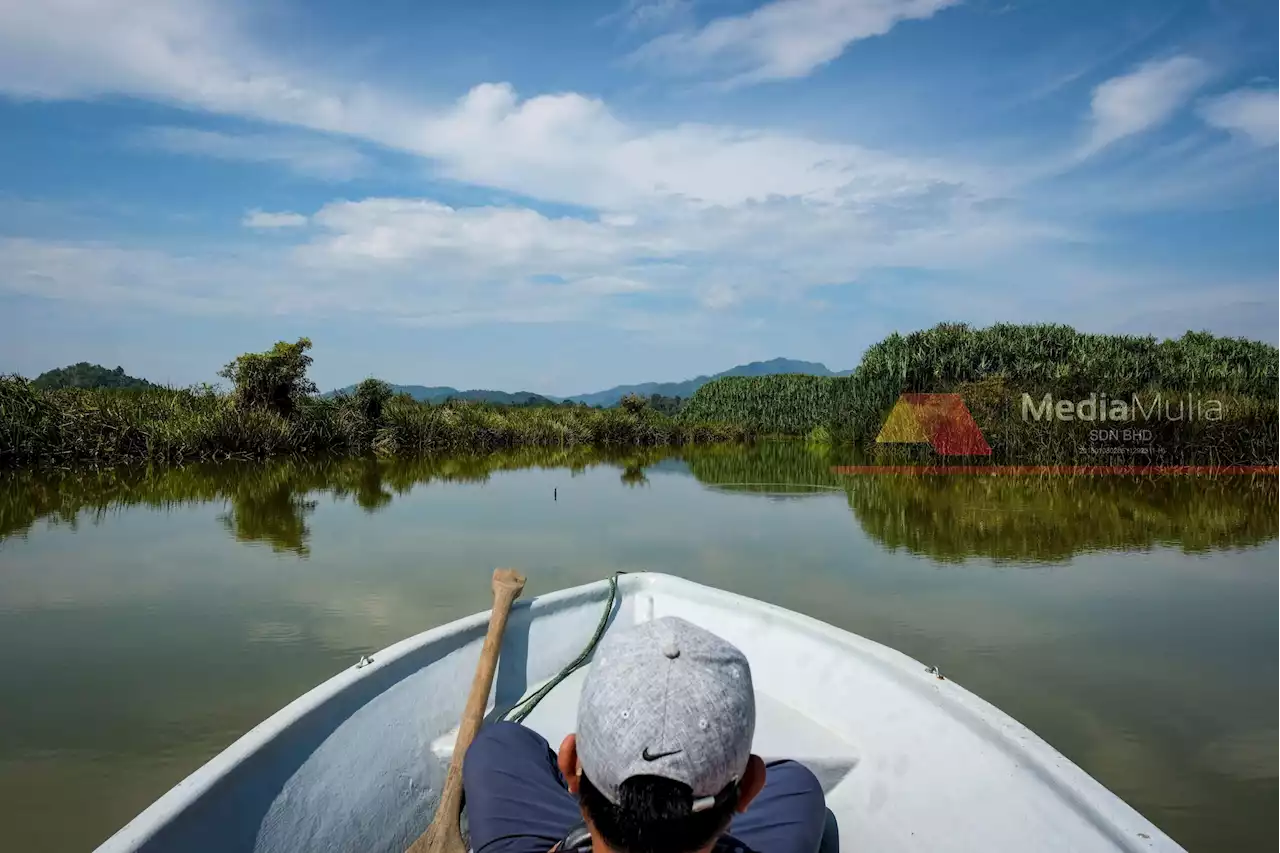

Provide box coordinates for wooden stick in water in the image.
[407,568,527,853]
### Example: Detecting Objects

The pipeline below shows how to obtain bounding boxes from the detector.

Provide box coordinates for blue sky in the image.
[0,0,1276,395]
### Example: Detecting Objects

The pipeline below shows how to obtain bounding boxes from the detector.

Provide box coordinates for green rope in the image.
[503,573,620,724]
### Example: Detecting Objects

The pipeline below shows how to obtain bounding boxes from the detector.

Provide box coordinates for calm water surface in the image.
[0,444,1275,852]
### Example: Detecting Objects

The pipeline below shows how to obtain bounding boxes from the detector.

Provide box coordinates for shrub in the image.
[218,337,318,417]
[353,378,394,422]
[805,425,832,446]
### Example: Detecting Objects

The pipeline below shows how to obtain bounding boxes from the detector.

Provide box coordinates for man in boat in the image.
[463,616,829,853]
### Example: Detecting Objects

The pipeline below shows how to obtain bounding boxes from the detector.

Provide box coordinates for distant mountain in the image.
[32,363,157,391]
[564,358,852,407]
[327,383,559,406]
[327,358,851,408]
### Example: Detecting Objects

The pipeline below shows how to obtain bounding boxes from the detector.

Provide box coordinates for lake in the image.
[0,443,1275,852]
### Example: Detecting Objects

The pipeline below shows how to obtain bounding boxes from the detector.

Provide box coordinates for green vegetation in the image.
[860,323,1274,395]
[31,362,157,391]
[7,324,1276,468]
[508,396,590,408]
[644,394,685,415]
[0,339,746,468]
[681,374,832,436]
[219,337,318,418]
[681,324,1279,463]
[804,425,832,447]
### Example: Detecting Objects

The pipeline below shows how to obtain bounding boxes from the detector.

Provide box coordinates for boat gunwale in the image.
[634,574,1181,852]
[94,578,620,852]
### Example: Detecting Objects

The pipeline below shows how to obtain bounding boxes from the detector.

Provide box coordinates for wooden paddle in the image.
[407,568,527,853]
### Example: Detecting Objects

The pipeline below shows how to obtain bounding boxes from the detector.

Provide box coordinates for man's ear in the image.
[735,755,767,813]
[558,733,582,794]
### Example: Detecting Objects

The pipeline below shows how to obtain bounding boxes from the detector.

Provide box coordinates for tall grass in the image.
[679,374,832,435]
[847,323,1276,399]
[0,377,748,469]
[681,323,1279,462]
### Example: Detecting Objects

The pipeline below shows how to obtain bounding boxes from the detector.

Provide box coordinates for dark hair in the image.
[578,773,738,853]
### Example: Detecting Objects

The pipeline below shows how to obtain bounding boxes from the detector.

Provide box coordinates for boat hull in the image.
[95,573,1184,853]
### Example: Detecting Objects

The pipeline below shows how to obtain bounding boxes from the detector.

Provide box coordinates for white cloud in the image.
[301,199,651,269]
[304,188,1057,276]
[632,0,959,85]
[1082,56,1212,155]
[0,231,668,328]
[0,186,1068,330]
[0,237,275,314]
[699,280,742,310]
[410,82,975,210]
[1197,87,1279,147]
[136,127,370,179]
[0,0,219,99]
[0,2,976,214]
[1,2,1253,222]
[0,0,404,139]
[243,209,308,229]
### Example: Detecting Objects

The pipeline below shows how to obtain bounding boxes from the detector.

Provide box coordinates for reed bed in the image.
[0,378,747,468]
[681,324,1278,463]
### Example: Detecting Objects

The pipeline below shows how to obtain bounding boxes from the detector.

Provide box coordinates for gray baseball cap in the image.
[576,616,756,812]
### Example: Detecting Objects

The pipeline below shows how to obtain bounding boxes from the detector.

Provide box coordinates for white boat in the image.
[96,572,1184,853]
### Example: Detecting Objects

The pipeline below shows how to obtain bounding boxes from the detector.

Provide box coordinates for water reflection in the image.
[0,448,668,555]
[689,443,1277,561]
[2,443,1275,561]
[843,472,1277,562]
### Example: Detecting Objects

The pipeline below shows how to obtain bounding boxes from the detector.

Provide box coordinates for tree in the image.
[353,378,394,421]
[218,338,318,417]
[32,362,156,390]
[646,394,683,416]
[620,392,648,414]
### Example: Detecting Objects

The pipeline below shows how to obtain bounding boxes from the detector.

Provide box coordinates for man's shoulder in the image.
[714,834,762,853]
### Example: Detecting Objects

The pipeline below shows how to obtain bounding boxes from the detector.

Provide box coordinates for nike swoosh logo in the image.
[641,747,683,762]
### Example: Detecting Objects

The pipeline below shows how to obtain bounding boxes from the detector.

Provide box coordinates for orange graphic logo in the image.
[875,393,992,456]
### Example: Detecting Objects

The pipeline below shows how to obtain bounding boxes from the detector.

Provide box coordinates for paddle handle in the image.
[407,568,526,853]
